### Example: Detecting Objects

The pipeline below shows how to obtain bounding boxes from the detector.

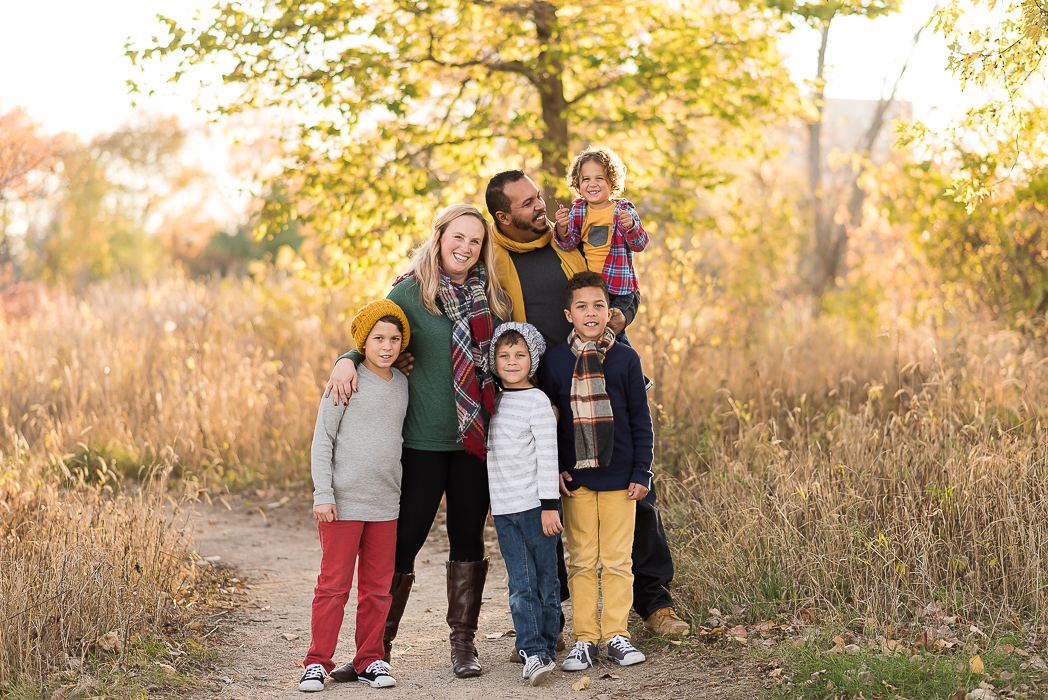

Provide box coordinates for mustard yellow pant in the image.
[561,487,637,643]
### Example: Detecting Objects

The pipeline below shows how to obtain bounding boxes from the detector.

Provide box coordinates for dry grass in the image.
[0,457,194,688]
[637,307,1048,629]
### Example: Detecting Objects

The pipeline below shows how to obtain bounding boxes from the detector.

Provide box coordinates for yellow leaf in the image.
[969,654,985,674]
[571,676,591,691]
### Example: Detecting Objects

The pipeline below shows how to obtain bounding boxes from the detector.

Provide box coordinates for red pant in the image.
[303,519,397,673]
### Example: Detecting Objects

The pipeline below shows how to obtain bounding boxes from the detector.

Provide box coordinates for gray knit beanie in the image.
[489,322,546,378]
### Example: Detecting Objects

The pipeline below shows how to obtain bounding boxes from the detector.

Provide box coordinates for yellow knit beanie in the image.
[350,299,410,353]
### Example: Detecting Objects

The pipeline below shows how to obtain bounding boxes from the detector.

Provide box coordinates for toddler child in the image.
[553,146,648,345]
[537,271,654,671]
[486,321,562,686]
[298,299,410,693]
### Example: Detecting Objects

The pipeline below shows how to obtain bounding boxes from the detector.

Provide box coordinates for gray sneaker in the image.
[606,634,645,666]
[561,640,599,671]
[520,650,555,686]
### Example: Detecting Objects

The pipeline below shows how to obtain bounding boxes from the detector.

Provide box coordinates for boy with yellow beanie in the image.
[299,300,411,692]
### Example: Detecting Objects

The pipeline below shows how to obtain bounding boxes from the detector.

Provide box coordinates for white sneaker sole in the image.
[610,652,646,666]
[298,680,325,692]
[528,664,554,686]
[358,676,396,688]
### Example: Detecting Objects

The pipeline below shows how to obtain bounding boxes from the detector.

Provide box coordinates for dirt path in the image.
[186,491,761,699]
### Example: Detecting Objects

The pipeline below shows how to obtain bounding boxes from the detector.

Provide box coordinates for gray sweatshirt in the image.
[310,365,409,521]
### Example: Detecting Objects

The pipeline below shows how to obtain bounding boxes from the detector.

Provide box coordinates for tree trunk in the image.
[808,19,834,299]
[532,1,569,202]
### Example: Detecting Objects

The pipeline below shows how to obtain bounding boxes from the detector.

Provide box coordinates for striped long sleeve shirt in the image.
[486,387,561,516]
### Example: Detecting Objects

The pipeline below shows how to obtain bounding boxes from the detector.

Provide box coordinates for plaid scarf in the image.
[438,265,496,459]
[568,327,616,469]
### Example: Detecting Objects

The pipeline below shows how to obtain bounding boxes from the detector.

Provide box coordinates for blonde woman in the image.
[323,204,511,681]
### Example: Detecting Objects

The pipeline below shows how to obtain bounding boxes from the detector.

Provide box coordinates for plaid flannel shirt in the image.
[554,198,648,295]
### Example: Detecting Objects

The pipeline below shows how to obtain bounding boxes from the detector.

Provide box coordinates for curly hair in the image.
[567,146,627,198]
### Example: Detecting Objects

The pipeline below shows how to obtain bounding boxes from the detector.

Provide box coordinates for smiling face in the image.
[438,214,486,283]
[564,285,610,343]
[494,339,533,389]
[499,176,550,240]
[578,159,612,207]
[361,320,403,376]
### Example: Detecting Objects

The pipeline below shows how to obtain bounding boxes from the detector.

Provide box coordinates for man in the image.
[484,170,689,638]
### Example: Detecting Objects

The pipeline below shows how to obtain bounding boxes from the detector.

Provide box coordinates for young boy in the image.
[298,300,411,693]
[486,321,562,686]
[553,146,648,345]
[537,271,654,671]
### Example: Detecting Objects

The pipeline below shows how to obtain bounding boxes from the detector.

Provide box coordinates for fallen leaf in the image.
[999,670,1015,680]
[845,644,861,654]
[949,692,965,700]
[769,668,785,678]
[858,670,874,684]
[187,620,202,631]
[98,631,122,654]
[966,689,999,700]
[730,625,747,638]
[155,663,177,674]
[571,676,591,692]
[485,632,504,639]
[280,633,300,641]
[970,654,985,675]
[1029,655,1047,670]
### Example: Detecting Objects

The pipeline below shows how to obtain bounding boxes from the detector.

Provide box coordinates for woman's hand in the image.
[541,509,563,536]
[627,482,649,501]
[324,358,358,405]
[313,504,338,522]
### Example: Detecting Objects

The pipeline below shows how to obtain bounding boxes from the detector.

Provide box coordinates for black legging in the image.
[394,447,490,573]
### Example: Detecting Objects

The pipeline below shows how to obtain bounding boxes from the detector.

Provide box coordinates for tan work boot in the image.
[642,607,690,637]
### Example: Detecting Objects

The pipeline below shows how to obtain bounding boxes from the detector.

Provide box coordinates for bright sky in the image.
[0,0,982,141]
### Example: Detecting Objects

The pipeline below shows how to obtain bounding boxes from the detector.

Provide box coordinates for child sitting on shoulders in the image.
[486,321,562,686]
[298,300,410,693]
[538,271,654,672]
[553,145,648,346]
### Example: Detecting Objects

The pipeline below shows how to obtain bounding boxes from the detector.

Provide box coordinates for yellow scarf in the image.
[491,225,587,322]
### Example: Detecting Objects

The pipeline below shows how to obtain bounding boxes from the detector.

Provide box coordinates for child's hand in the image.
[541,509,563,536]
[627,482,649,501]
[313,504,338,522]
[619,215,634,232]
[554,204,569,233]
[559,471,575,498]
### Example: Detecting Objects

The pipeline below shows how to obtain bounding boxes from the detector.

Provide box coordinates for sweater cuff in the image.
[336,350,363,367]
[540,499,560,511]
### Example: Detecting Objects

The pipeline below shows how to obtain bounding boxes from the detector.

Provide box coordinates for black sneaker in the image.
[606,634,645,666]
[561,640,599,671]
[357,659,396,688]
[520,650,555,686]
[298,663,327,692]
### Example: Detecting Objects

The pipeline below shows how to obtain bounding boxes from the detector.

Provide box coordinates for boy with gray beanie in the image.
[486,321,561,686]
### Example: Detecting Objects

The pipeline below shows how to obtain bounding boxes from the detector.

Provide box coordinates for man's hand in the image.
[324,357,358,405]
[393,352,414,377]
[554,204,569,235]
[559,471,575,498]
[627,482,649,501]
[313,504,338,522]
[608,308,627,335]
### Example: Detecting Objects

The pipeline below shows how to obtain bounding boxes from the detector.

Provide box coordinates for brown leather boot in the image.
[329,571,415,682]
[446,559,488,678]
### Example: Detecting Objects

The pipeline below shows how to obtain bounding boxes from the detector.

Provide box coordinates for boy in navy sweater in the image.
[537,271,654,671]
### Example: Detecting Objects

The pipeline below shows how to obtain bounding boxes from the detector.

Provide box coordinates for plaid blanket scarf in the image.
[568,327,616,469]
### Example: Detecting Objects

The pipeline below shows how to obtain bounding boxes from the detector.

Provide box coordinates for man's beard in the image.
[511,212,550,237]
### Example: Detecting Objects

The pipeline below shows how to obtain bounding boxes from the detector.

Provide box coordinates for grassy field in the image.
[2,271,1047,696]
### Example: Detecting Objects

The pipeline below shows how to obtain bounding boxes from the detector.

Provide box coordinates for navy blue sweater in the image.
[537,340,654,492]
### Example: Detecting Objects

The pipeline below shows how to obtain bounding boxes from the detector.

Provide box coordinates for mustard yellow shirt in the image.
[580,204,615,275]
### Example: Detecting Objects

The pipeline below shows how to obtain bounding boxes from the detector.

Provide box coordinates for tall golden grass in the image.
[635,304,1048,628]
[3,269,1047,691]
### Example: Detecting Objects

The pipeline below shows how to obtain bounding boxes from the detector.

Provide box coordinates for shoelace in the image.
[568,642,592,661]
[364,660,391,675]
[303,665,325,680]
[608,636,633,653]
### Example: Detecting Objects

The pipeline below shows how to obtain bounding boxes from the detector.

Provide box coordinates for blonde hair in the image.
[567,145,627,198]
[401,204,513,320]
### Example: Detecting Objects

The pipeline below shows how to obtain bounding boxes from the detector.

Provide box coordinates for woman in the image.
[323,204,511,679]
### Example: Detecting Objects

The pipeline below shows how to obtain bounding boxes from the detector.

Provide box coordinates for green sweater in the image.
[341,278,477,452]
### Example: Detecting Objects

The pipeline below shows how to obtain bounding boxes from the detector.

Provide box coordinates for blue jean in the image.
[494,507,561,659]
